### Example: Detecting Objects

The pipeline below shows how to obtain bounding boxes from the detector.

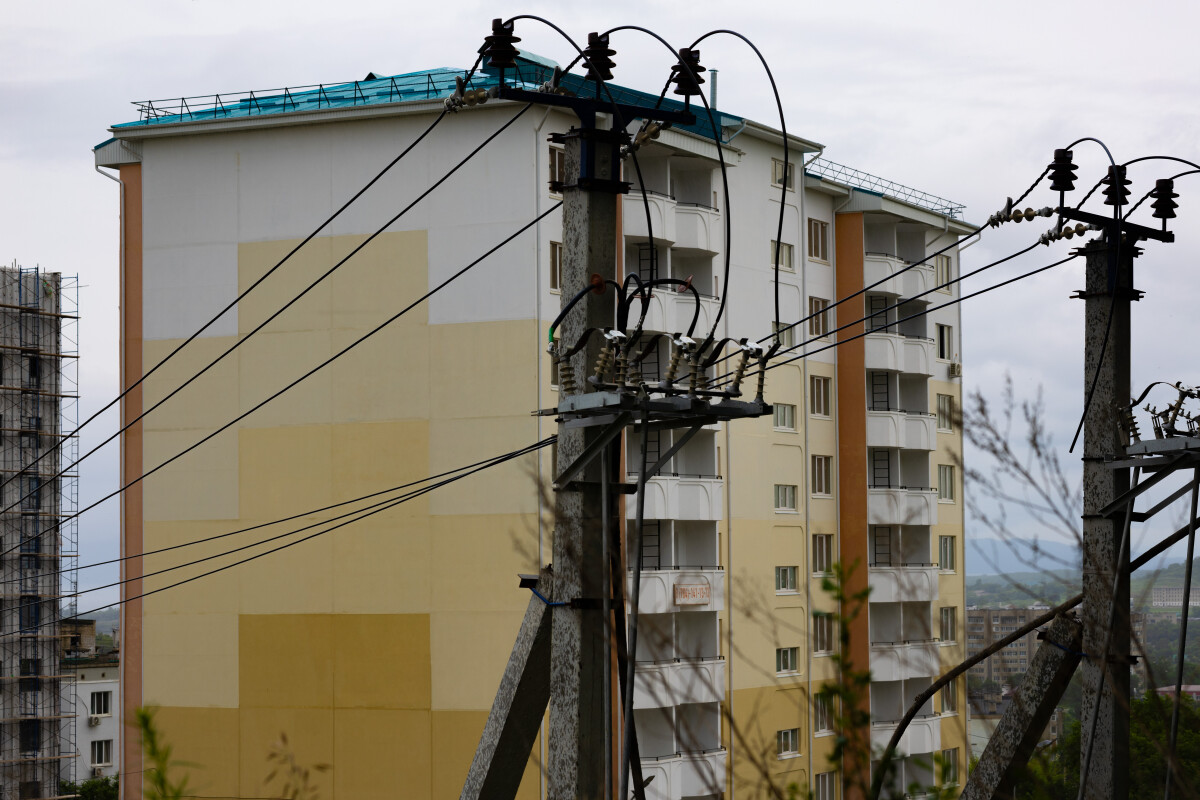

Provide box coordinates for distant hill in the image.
[967,536,1080,576]
[72,605,118,637]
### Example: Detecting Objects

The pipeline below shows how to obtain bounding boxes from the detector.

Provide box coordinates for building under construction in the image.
[0,265,79,799]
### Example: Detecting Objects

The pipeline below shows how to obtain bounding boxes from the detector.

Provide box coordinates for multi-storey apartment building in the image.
[0,266,80,799]
[95,49,969,800]
[965,608,1041,685]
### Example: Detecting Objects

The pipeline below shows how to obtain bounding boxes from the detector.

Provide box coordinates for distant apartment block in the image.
[1151,586,1200,608]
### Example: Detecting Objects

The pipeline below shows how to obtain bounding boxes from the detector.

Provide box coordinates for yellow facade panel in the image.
[431,710,544,800]
[142,613,238,708]
[240,614,335,709]
[427,416,541,517]
[141,336,242,431]
[142,428,238,521]
[332,614,431,710]
[428,320,539,421]
[152,706,240,799]
[237,329,336,427]
[239,707,335,799]
[429,610,530,710]
[333,709,432,799]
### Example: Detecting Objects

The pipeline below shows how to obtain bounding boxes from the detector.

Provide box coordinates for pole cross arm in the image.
[1057,207,1174,243]
[497,86,697,127]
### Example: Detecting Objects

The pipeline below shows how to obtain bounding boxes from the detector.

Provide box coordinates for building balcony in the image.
[870,714,941,757]
[868,565,938,603]
[867,486,938,526]
[866,410,937,451]
[634,657,726,709]
[624,191,676,244]
[864,253,936,297]
[630,567,725,615]
[864,332,935,375]
[640,748,728,800]
[673,203,721,254]
[869,640,941,682]
[634,288,720,337]
[627,474,723,521]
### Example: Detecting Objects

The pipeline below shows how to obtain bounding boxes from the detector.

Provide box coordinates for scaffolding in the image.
[0,265,79,799]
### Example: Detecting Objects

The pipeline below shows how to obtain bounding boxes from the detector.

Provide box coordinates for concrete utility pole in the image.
[1078,235,1134,800]
[548,128,619,800]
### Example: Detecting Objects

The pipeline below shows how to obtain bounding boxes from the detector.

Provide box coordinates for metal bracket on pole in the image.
[553,412,631,489]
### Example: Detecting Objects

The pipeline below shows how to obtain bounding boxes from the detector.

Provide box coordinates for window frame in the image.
[942,678,959,714]
[549,241,563,292]
[810,375,831,417]
[939,535,956,572]
[812,533,834,574]
[808,218,830,262]
[90,690,112,717]
[808,296,831,338]
[776,646,800,675]
[813,612,834,654]
[90,738,113,767]
[811,455,832,496]
[774,483,798,513]
[941,747,960,786]
[772,158,795,191]
[548,146,566,195]
[776,727,800,757]
[773,403,797,431]
[938,464,956,502]
[936,323,954,361]
[814,771,837,800]
[775,565,799,593]
[940,606,957,643]
[935,253,953,292]
[814,694,834,733]
[936,393,955,432]
[772,321,795,348]
[771,240,796,272]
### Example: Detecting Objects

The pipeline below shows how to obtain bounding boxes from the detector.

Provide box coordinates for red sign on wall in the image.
[674,583,710,605]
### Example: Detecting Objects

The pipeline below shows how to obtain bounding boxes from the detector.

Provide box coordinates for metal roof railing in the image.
[806,157,966,219]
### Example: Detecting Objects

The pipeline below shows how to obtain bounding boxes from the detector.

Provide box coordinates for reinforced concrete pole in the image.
[549,127,618,800]
[1078,236,1134,800]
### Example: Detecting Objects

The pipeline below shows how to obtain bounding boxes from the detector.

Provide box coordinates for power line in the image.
[731,251,1081,384]
[710,239,1044,387]
[0,201,562,561]
[13,438,555,641]
[0,438,556,591]
[3,60,486,501]
[0,100,536,525]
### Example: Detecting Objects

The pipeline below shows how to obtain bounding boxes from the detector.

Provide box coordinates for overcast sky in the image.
[2,0,1198,608]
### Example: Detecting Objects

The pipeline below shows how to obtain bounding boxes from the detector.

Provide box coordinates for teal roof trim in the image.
[109,53,742,144]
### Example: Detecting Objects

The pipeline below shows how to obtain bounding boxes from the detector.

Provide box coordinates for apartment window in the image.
[808,219,830,262]
[91,739,112,767]
[938,464,956,502]
[813,613,834,653]
[777,727,799,756]
[941,607,957,643]
[773,403,796,431]
[771,240,795,271]
[936,394,955,431]
[808,297,831,338]
[811,455,832,496]
[549,241,563,291]
[774,484,798,512]
[772,158,794,190]
[940,748,960,785]
[814,771,837,800]
[548,146,566,193]
[19,596,38,632]
[776,566,798,593]
[19,782,41,800]
[772,321,795,348]
[90,691,112,716]
[20,720,39,753]
[814,694,833,732]
[810,375,831,417]
[939,536,956,571]
[942,678,959,713]
[776,646,800,674]
[937,323,954,360]
[935,254,953,291]
[813,534,833,574]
